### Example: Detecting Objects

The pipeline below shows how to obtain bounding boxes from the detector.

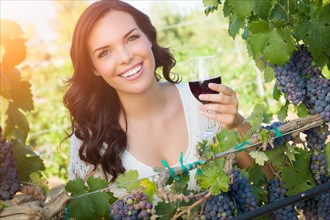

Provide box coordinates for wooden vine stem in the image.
[0,185,70,220]
[214,114,326,159]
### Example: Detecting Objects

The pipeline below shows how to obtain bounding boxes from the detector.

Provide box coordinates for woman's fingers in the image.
[209,83,236,96]
[200,103,236,114]
[199,83,237,105]
[199,93,237,105]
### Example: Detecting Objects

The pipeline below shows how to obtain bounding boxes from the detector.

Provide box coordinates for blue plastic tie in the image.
[235,141,250,151]
[179,152,188,174]
[64,204,70,220]
[161,159,177,178]
[272,127,283,138]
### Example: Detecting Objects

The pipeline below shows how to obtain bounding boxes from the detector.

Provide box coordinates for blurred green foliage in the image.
[22,2,279,183]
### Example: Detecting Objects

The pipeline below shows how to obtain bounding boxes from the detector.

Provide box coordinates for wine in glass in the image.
[189,55,222,141]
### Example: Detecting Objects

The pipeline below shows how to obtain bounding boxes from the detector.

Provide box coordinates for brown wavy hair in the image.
[63,0,180,181]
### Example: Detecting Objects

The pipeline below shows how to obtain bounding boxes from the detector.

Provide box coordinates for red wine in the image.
[189,76,221,104]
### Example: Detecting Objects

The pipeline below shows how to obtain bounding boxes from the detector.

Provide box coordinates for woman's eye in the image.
[98,49,111,58]
[128,35,140,42]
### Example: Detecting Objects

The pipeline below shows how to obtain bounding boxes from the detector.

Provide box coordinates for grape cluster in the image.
[0,127,20,200]
[296,125,330,219]
[272,44,329,122]
[304,125,329,185]
[268,178,298,220]
[201,192,236,219]
[297,191,330,220]
[228,168,257,214]
[263,121,292,149]
[273,46,310,105]
[304,76,330,122]
[109,191,154,220]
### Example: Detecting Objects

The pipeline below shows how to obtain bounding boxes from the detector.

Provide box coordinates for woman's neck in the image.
[118,81,170,121]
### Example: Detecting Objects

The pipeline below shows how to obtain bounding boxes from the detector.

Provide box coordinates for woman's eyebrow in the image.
[93,28,138,55]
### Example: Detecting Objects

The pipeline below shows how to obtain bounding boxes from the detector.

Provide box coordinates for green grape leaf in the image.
[155,202,177,220]
[115,170,141,192]
[222,0,232,17]
[249,151,269,166]
[272,83,282,101]
[259,129,272,143]
[66,177,111,220]
[246,104,267,136]
[294,103,309,118]
[70,196,95,220]
[203,0,221,7]
[277,103,288,122]
[325,142,330,175]
[227,0,254,20]
[217,129,240,151]
[264,65,275,83]
[11,79,34,112]
[248,164,267,186]
[1,68,34,112]
[253,0,272,20]
[284,144,300,164]
[265,146,286,170]
[199,166,229,195]
[269,3,287,21]
[248,20,295,65]
[141,179,157,204]
[87,176,109,192]
[4,103,29,143]
[0,72,12,99]
[87,177,111,217]
[13,140,45,181]
[30,172,49,195]
[295,4,330,68]
[171,173,190,193]
[281,149,315,196]
[65,178,86,195]
[203,0,221,16]
[228,15,243,38]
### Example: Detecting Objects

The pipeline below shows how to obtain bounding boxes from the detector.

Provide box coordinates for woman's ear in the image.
[93,69,101,76]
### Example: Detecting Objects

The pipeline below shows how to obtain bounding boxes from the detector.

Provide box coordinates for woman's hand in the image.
[198,83,244,130]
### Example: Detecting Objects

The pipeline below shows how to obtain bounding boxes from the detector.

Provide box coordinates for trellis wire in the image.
[232,181,330,220]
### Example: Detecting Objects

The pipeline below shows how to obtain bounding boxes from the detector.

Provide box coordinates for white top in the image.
[68,83,208,195]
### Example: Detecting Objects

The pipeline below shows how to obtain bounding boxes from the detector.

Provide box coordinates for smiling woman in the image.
[63,0,250,192]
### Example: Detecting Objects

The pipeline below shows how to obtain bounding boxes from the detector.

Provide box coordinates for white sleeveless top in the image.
[68,83,208,194]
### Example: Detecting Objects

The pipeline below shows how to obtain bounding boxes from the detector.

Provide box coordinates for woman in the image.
[64,0,252,187]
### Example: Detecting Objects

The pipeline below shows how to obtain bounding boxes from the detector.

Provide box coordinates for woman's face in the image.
[87,10,156,94]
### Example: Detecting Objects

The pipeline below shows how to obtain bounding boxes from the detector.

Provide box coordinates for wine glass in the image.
[188,55,222,142]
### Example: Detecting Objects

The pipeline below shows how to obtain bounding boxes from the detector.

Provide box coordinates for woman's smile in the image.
[119,62,143,80]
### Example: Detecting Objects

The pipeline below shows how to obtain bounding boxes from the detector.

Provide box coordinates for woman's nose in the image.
[118,46,133,64]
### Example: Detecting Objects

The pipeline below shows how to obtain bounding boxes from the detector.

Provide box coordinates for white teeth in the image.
[121,65,142,78]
